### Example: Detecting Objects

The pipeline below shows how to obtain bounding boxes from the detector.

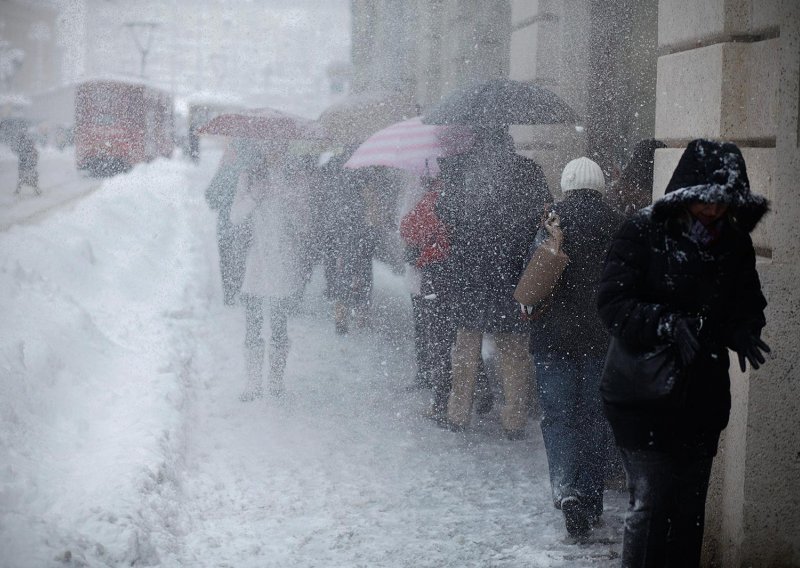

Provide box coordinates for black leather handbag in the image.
[600,337,686,406]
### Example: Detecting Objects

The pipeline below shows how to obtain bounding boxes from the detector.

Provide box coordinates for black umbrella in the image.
[0,117,29,140]
[0,117,31,152]
[423,79,578,127]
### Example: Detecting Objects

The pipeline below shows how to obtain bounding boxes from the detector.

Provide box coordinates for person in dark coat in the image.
[205,141,253,306]
[527,157,624,538]
[597,139,770,566]
[1,119,39,196]
[317,149,372,334]
[400,177,454,394]
[14,133,39,195]
[606,138,666,216]
[436,127,551,438]
[400,177,494,422]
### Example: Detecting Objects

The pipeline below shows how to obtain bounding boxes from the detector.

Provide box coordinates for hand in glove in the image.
[659,314,703,366]
[729,330,771,372]
[543,212,563,251]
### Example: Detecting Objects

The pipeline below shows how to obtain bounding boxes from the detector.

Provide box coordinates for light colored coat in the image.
[230,167,310,299]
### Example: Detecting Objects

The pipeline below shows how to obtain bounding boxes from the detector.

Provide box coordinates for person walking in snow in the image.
[526,157,624,539]
[400,175,494,422]
[317,149,373,335]
[14,132,39,195]
[1,118,39,196]
[231,145,312,400]
[205,141,253,306]
[435,127,551,439]
[598,139,770,566]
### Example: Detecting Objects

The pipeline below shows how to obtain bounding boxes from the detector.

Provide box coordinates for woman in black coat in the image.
[597,139,770,566]
[435,128,552,437]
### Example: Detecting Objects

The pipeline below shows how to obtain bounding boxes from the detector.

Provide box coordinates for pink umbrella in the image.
[344,116,474,177]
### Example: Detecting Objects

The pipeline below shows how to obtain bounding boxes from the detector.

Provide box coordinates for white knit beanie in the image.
[560,157,605,193]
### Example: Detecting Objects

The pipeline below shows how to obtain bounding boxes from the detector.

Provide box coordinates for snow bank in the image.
[0,158,215,567]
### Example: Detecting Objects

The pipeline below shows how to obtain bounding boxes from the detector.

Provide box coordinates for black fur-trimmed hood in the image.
[651,139,769,233]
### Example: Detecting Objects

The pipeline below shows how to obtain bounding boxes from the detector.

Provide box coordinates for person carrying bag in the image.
[597,140,771,565]
[525,157,625,540]
[514,208,569,316]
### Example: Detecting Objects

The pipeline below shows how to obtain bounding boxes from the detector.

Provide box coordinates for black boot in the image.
[560,496,591,540]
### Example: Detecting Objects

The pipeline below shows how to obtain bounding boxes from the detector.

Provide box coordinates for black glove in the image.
[729,329,771,372]
[659,314,703,366]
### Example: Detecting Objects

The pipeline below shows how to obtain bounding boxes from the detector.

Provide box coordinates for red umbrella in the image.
[343,116,473,177]
[198,108,325,141]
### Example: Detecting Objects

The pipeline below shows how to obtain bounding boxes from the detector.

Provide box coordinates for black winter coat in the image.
[597,139,768,456]
[529,190,624,357]
[436,149,551,334]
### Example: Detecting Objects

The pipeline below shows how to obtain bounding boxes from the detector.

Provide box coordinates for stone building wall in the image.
[350,0,510,107]
[0,1,60,95]
[508,0,585,194]
[508,0,659,195]
[652,0,799,564]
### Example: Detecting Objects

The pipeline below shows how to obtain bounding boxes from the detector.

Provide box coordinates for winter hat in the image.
[652,139,769,232]
[560,157,605,193]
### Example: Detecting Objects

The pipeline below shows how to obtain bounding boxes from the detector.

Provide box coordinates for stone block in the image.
[739,259,800,566]
[658,0,782,49]
[750,0,782,33]
[510,19,561,84]
[510,25,540,81]
[655,40,778,142]
[656,45,725,140]
[721,39,779,142]
[652,148,682,199]
[658,0,726,48]
[511,0,541,26]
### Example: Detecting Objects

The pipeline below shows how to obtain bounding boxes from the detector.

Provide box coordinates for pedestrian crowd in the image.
[204,124,771,566]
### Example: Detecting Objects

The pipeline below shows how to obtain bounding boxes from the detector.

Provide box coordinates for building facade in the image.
[349,1,800,564]
[0,0,61,105]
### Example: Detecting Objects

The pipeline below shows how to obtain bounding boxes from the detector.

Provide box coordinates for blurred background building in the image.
[77,0,350,116]
[0,0,61,115]
[0,0,351,124]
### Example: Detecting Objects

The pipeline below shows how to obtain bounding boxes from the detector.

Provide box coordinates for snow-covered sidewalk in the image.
[0,151,625,567]
[0,147,102,231]
[173,266,626,567]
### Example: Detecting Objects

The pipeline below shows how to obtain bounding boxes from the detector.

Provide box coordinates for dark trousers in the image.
[217,214,251,305]
[618,448,713,568]
[535,354,608,517]
[411,294,455,383]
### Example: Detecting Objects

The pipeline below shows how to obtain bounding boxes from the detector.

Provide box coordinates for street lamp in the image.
[123,21,159,79]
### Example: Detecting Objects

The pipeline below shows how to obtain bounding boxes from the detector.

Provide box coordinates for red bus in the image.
[75,79,173,175]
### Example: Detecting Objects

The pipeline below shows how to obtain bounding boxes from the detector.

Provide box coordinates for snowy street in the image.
[0,149,626,567]
[0,147,102,231]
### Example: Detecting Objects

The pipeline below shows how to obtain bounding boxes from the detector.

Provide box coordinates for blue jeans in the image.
[618,448,713,568]
[535,354,609,517]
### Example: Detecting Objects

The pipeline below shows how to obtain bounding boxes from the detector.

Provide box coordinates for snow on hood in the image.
[652,139,769,233]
